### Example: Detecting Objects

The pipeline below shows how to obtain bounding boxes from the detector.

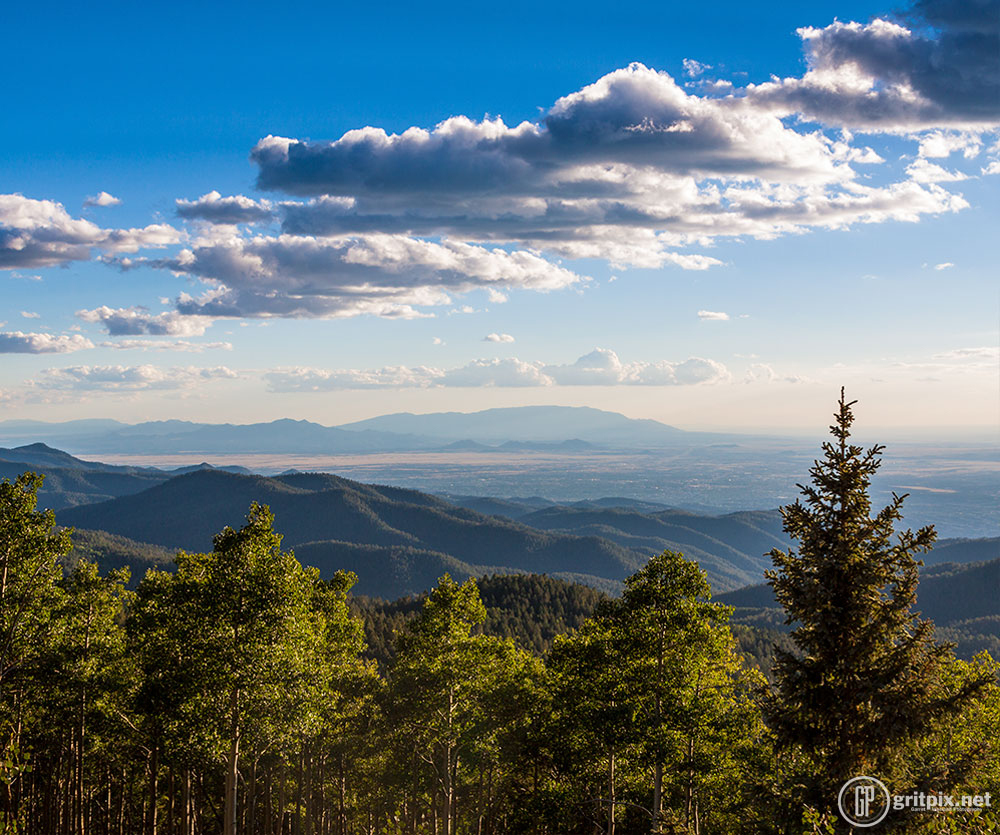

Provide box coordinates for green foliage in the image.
[354,572,609,668]
[0,473,70,694]
[543,550,770,834]
[383,575,543,835]
[764,392,996,828]
[62,527,173,582]
[2,440,996,835]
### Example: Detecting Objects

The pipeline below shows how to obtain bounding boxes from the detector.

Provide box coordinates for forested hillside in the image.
[57,469,790,593]
[2,447,999,834]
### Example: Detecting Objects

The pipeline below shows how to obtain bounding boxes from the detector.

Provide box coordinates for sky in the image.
[1,0,998,434]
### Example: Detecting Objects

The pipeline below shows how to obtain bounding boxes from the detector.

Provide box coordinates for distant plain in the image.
[86,442,997,538]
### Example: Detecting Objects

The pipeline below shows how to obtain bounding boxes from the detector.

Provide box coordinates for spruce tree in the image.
[765,391,993,825]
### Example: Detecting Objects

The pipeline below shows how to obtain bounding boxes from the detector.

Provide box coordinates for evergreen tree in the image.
[764,391,994,826]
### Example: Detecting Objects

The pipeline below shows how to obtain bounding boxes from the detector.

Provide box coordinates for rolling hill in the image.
[0,443,252,509]
[58,470,648,595]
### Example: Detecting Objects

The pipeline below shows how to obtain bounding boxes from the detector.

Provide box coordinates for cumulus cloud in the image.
[906,159,967,183]
[0,194,181,269]
[34,365,239,392]
[934,261,955,269]
[484,332,515,343]
[0,331,94,354]
[84,191,122,207]
[541,348,730,386]
[697,310,730,320]
[245,58,976,271]
[140,234,585,321]
[76,306,213,336]
[175,191,274,224]
[918,132,982,158]
[442,358,553,387]
[264,348,730,391]
[746,1,1000,131]
[264,365,442,391]
[20,311,40,319]
[254,65,848,197]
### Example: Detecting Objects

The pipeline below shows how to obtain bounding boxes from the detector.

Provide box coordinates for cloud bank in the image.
[0,331,94,354]
[264,348,731,391]
[34,365,239,392]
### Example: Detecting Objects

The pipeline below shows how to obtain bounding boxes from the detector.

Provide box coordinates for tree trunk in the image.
[607,750,615,835]
[223,687,240,835]
[651,763,662,834]
[147,742,159,835]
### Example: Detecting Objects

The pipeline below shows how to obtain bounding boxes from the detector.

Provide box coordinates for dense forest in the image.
[1,398,998,834]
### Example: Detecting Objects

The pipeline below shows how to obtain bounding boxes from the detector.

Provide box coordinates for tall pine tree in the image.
[765,391,993,826]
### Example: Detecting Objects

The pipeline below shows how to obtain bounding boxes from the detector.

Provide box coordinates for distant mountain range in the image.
[0,406,739,455]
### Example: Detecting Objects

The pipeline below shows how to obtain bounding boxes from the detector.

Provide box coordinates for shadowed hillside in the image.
[59,470,647,592]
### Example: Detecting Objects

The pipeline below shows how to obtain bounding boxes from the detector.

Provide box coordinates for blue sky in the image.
[1,0,997,433]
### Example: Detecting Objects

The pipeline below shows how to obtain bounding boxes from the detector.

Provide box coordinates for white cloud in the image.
[0,331,94,354]
[484,332,515,343]
[34,364,239,392]
[442,358,552,387]
[682,59,712,78]
[431,337,444,345]
[265,365,443,391]
[906,159,968,184]
[264,348,731,391]
[983,160,1000,175]
[20,311,40,319]
[0,193,181,269]
[142,234,586,321]
[246,60,975,273]
[84,191,122,208]
[917,132,982,159]
[934,262,955,270]
[697,310,729,321]
[76,305,213,336]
